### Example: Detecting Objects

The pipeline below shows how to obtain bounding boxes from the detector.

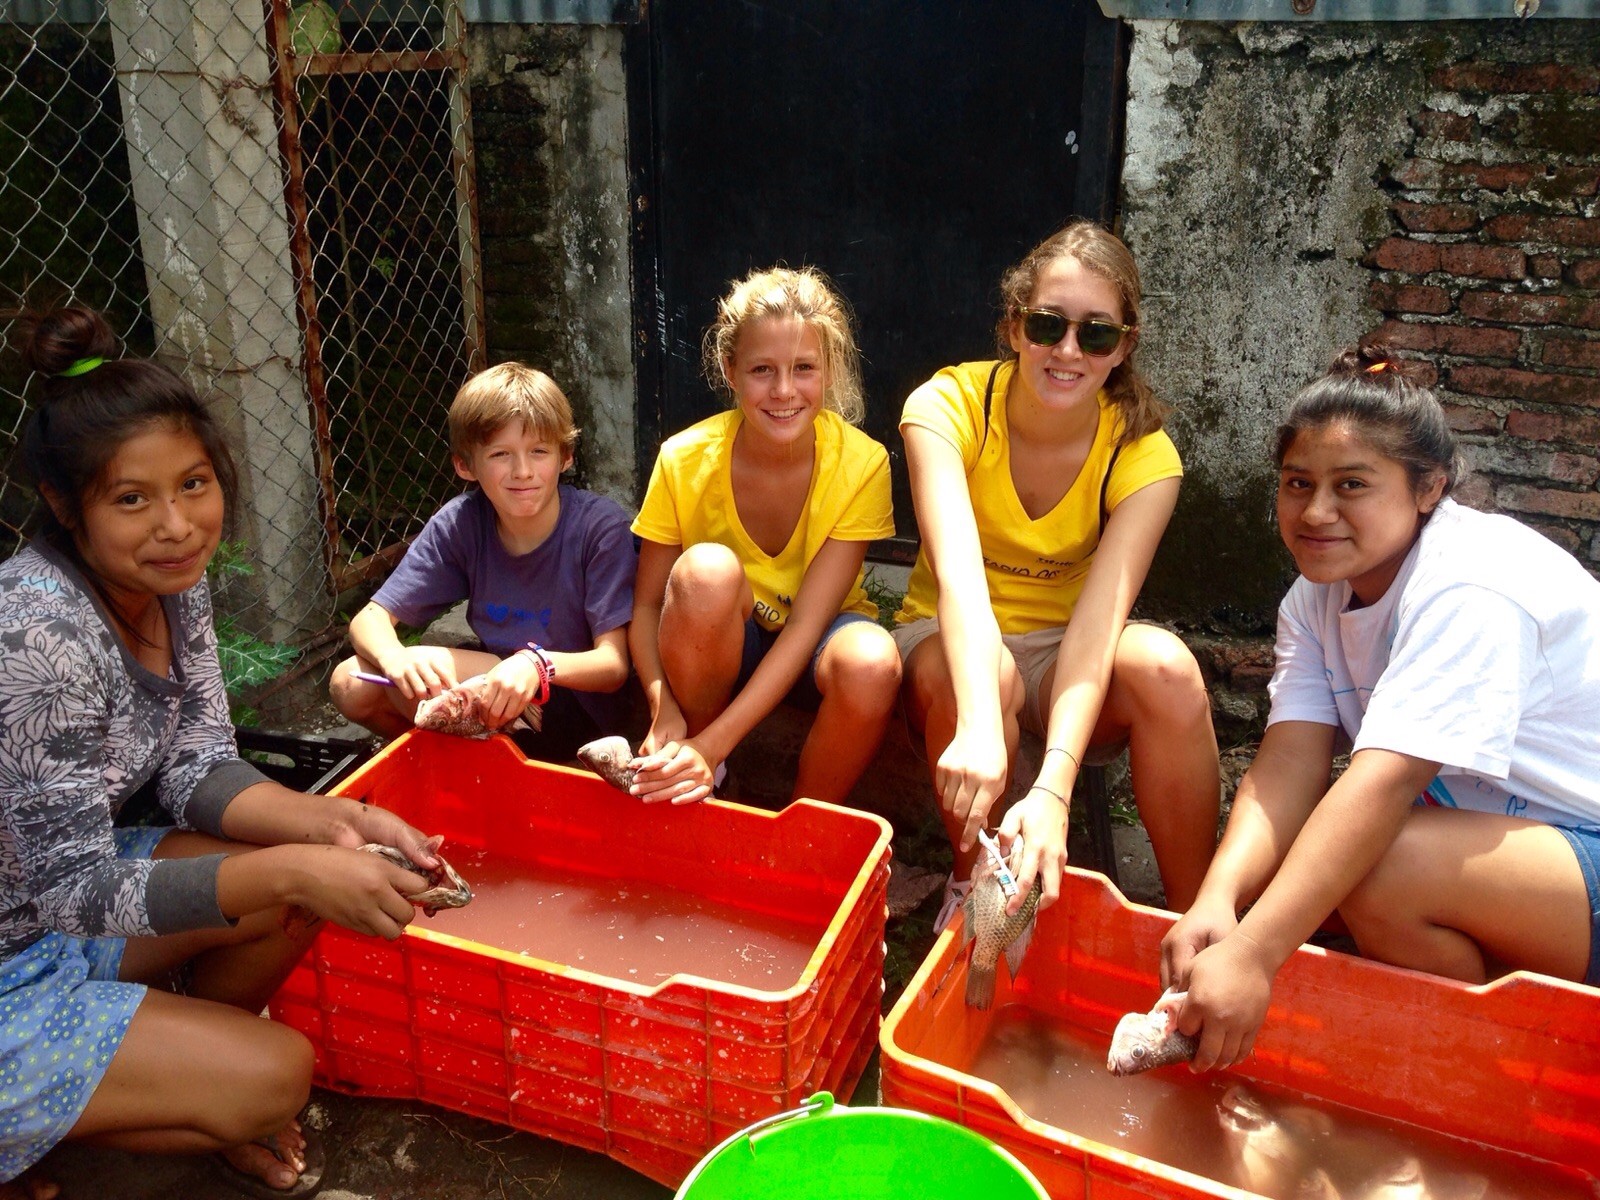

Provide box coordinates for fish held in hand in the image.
[960,845,1041,1010]
[576,735,638,792]
[414,674,543,739]
[280,836,474,937]
[1106,989,1199,1075]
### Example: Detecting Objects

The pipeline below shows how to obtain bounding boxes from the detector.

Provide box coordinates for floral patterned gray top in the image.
[0,540,269,960]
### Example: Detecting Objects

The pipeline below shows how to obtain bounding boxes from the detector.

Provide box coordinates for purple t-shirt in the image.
[372,485,637,727]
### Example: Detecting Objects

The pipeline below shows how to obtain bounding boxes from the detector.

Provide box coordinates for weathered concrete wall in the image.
[467,24,634,504]
[1121,20,1600,627]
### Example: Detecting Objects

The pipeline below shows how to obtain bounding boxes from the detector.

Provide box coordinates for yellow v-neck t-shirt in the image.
[895,359,1182,635]
[633,409,894,631]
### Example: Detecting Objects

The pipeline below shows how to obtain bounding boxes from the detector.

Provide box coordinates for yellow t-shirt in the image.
[632,409,894,631]
[896,360,1182,635]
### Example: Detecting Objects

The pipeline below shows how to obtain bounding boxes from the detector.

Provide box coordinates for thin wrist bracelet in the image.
[1029,783,1068,809]
[1044,746,1081,772]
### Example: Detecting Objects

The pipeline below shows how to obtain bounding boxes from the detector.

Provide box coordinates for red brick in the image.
[1571,260,1600,288]
[1369,237,1441,273]
[1368,281,1453,316]
[1552,452,1600,487]
[1485,215,1530,242]
[1391,160,1536,191]
[1498,484,1600,521]
[1507,408,1600,442]
[1449,365,1599,406]
[1441,403,1505,434]
[1438,243,1526,281]
[1543,336,1600,370]
[1432,63,1600,95]
[1460,291,1600,329]
[1363,319,1520,359]
[1393,202,1479,234]
[1530,254,1563,280]
[1486,215,1600,248]
[1414,110,1474,140]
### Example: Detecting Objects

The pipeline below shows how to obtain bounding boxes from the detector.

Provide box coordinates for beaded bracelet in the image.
[519,643,555,706]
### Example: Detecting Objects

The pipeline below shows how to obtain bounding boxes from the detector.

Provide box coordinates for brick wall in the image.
[1363,59,1600,564]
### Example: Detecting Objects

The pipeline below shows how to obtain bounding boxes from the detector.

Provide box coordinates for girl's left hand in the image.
[329,798,441,870]
[629,740,717,805]
[1175,931,1276,1072]
[998,787,1069,914]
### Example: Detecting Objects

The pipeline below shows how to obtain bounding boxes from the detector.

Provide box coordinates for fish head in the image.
[1106,999,1184,1075]
[1217,1083,1274,1134]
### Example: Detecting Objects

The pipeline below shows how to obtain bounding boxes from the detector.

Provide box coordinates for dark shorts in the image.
[511,686,604,764]
[734,612,877,713]
[1554,824,1600,986]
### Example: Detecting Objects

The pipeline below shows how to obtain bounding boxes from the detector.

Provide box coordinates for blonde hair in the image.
[995,221,1169,445]
[701,266,865,426]
[448,362,578,461]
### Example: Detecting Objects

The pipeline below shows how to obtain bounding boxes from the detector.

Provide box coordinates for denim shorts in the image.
[1554,824,1600,986]
[735,612,878,713]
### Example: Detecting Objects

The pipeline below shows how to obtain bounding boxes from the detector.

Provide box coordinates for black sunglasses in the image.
[1018,308,1134,357]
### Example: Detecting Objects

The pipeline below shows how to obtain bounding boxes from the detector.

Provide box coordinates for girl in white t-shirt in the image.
[1163,347,1600,1072]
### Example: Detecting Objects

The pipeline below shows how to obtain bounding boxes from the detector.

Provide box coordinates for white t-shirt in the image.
[1267,498,1600,829]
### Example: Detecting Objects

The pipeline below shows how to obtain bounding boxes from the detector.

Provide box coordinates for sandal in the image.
[212,1124,325,1199]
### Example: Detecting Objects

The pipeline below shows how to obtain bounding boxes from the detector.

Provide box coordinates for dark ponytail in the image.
[9,304,239,544]
[1274,345,1462,497]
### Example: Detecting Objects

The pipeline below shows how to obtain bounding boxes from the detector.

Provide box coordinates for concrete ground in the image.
[46,592,1180,1200]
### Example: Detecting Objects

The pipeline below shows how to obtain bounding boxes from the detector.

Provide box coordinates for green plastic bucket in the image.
[675,1092,1049,1199]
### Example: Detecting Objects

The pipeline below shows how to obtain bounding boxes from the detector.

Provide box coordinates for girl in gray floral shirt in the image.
[0,306,440,1198]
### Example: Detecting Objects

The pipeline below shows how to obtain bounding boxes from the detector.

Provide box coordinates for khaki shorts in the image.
[892,615,1131,765]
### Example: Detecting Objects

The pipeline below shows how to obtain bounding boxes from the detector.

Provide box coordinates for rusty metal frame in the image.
[260,0,485,594]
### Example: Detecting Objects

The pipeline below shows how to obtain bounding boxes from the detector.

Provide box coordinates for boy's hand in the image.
[481,653,544,729]
[382,645,459,702]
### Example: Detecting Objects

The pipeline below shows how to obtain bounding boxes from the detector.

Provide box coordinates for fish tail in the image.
[966,961,997,1009]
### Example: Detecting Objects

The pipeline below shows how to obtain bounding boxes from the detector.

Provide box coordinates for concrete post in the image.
[106,0,330,641]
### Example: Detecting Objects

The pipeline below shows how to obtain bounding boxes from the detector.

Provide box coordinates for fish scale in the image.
[960,848,1041,1010]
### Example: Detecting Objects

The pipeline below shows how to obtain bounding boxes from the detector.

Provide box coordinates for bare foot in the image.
[220,1119,307,1192]
[0,1169,60,1200]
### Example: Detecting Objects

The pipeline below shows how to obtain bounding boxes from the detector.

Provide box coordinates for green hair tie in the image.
[58,357,104,378]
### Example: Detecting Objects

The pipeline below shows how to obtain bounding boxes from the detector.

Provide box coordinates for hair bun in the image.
[1338,341,1429,386]
[12,305,118,379]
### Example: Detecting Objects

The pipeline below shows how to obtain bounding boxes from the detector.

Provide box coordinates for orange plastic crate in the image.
[270,731,891,1186]
[881,868,1600,1200]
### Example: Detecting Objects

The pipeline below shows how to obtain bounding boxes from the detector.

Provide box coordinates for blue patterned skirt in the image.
[0,826,167,1181]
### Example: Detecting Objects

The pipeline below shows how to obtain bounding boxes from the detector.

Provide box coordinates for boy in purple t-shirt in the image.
[330,363,637,759]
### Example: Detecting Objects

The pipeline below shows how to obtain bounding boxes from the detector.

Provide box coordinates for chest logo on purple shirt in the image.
[482,602,553,628]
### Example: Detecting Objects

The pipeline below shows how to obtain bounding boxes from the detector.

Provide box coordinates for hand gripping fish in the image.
[413,674,543,739]
[1106,988,1199,1075]
[576,735,638,792]
[280,836,474,938]
[960,840,1042,1010]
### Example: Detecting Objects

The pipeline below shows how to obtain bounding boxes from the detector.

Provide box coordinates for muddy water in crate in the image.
[422,846,823,990]
[964,1006,1594,1200]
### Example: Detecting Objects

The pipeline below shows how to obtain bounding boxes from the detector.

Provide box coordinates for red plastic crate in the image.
[881,868,1600,1200]
[270,731,891,1186]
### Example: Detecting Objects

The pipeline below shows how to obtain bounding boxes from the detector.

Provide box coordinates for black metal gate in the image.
[628,1,1127,550]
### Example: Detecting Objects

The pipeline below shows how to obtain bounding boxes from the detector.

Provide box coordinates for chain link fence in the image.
[1,0,483,702]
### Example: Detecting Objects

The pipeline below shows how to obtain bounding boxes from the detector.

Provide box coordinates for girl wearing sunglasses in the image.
[893,220,1219,928]
[1160,349,1600,1072]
